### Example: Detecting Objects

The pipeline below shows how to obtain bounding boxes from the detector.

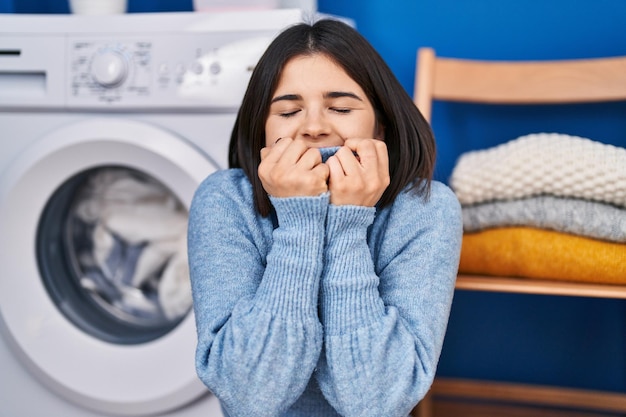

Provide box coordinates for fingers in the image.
[261,138,321,170]
[259,138,389,203]
[259,136,285,160]
[260,147,270,161]
[325,153,345,179]
[258,138,329,197]
[260,136,293,163]
[311,161,330,183]
[343,138,389,173]
[327,138,390,206]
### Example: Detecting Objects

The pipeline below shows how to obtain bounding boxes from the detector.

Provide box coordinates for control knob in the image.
[90,50,128,87]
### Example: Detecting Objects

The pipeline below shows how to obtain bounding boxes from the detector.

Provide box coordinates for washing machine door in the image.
[0,119,218,415]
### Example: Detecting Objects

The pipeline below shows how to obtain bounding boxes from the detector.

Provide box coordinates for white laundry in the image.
[131,237,182,288]
[116,285,161,319]
[72,168,191,324]
[158,236,192,320]
[92,222,116,279]
[75,170,178,223]
[103,202,187,245]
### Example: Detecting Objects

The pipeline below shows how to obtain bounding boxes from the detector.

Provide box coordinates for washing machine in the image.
[0,9,309,417]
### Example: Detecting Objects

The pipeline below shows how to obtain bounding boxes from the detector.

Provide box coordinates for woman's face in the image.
[265,53,381,148]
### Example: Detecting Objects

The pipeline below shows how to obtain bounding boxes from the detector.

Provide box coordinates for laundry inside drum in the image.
[37,166,192,344]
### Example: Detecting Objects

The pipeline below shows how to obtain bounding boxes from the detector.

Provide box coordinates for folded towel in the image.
[462,196,626,243]
[450,133,626,207]
[459,227,626,284]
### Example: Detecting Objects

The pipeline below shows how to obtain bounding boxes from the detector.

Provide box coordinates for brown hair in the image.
[229,19,435,217]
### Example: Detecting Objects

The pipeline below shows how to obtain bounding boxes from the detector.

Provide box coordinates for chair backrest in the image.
[414,47,626,122]
[412,47,626,299]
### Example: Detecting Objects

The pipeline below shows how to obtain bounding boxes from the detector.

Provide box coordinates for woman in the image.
[188,18,462,417]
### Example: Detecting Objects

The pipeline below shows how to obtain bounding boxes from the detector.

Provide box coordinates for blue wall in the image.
[0,0,193,12]
[319,0,626,182]
[3,0,626,394]
[318,0,626,394]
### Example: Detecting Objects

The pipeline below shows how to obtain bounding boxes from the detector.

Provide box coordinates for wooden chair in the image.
[414,47,626,299]
[410,48,626,417]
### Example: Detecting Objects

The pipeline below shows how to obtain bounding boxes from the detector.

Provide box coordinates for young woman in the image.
[188,18,462,417]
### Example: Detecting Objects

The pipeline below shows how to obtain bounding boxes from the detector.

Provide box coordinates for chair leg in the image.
[411,389,434,417]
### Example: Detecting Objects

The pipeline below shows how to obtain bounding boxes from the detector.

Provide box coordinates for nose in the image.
[299,108,330,140]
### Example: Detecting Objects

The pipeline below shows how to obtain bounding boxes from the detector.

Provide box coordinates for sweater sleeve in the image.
[316,184,463,417]
[188,173,326,417]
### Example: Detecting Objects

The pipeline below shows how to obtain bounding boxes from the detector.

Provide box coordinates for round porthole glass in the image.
[37,166,192,345]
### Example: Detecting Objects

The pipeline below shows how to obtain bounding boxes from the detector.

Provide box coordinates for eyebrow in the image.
[270,91,364,103]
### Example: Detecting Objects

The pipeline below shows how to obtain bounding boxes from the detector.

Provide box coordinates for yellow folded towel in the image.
[459,227,626,284]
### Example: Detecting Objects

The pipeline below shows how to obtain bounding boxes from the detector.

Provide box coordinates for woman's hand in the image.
[259,137,330,198]
[326,138,390,206]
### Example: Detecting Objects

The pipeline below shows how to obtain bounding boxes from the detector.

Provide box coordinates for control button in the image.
[158,63,169,75]
[175,63,186,75]
[190,61,204,75]
[209,61,221,75]
[91,50,128,87]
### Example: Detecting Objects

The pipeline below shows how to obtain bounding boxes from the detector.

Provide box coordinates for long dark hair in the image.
[229,18,435,217]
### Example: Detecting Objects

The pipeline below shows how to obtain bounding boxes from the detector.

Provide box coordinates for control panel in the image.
[66,31,273,109]
[70,40,151,102]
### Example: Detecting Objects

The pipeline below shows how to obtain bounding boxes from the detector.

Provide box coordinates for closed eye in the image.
[279,109,301,118]
[331,107,352,114]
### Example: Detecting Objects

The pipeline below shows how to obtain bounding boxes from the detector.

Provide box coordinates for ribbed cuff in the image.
[325,204,374,240]
[321,204,383,334]
[321,277,385,335]
[270,193,329,228]
[255,194,329,320]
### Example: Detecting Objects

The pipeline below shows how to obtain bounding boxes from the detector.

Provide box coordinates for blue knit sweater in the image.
[188,162,462,417]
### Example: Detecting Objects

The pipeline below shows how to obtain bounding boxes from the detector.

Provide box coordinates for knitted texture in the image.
[462,196,626,243]
[187,168,462,417]
[450,133,626,207]
[459,227,626,284]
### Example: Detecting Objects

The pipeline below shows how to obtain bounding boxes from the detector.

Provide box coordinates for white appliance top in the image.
[0,9,308,33]
[0,10,310,110]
